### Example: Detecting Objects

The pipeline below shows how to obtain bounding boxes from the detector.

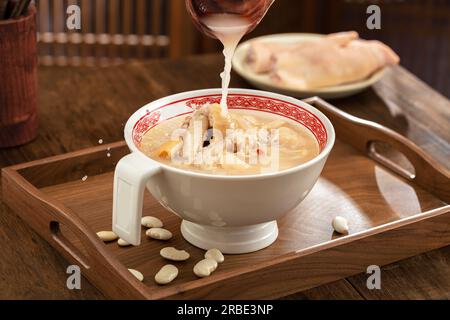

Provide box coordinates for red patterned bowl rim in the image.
[132,93,328,150]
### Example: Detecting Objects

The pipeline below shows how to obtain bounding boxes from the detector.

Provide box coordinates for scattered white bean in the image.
[332,216,349,234]
[96,231,118,242]
[146,227,172,240]
[128,268,144,282]
[117,238,131,247]
[98,139,103,144]
[193,258,218,278]
[160,247,190,261]
[141,216,163,228]
[154,264,179,285]
[81,175,88,181]
[204,248,224,263]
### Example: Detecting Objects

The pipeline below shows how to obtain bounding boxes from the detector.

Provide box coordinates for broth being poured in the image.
[201,14,251,115]
[186,0,274,115]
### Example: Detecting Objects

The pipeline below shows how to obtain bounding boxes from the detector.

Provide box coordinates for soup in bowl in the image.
[113,88,335,253]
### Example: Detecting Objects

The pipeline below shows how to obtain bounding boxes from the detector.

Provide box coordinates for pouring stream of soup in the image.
[201,14,251,116]
[186,0,274,116]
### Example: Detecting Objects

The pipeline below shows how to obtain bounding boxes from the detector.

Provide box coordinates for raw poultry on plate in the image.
[245,31,400,90]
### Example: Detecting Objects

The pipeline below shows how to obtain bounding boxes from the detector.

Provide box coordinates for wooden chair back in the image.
[36,0,195,66]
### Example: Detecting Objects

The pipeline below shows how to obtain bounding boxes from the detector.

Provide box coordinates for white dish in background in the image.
[232,33,388,99]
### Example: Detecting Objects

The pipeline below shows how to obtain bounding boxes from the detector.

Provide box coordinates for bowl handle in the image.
[112,152,161,245]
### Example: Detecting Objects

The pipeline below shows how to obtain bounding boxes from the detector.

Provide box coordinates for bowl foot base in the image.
[180,220,278,254]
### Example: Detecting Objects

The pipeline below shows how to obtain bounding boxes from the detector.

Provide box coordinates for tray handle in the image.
[2,168,151,299]
[49,220,90,269]
[305,97,450,202]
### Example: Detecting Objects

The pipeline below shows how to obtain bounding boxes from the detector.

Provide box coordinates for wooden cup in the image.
[0,6,37,148]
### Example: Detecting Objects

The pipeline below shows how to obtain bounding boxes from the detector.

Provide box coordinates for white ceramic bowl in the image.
[112,88,335,253]
[233,33,387,99]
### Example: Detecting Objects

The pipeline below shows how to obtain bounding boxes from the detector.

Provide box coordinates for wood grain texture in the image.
[347,246,450,300]
[2,133,449,299]
[0,6,38,147]
[0,55,449,299]
[283,279,364,300]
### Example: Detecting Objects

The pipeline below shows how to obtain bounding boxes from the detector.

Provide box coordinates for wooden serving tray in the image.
[2,97,450,300]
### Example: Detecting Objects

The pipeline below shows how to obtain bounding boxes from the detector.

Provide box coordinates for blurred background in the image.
[36,0,450,98]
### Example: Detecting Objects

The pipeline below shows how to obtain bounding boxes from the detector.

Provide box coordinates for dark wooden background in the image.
[35,0,450,98]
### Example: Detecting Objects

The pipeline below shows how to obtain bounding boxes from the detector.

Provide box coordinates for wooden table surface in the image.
[0,54,449,300]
